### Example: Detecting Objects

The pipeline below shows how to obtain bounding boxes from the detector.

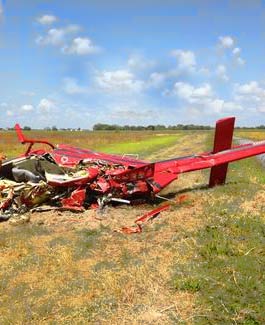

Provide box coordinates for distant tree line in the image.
[92,123,265,131]
[2,124,265,131]
[92,123,213,131]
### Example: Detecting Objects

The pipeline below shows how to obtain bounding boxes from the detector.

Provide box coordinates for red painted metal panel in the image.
[209,117,235,187]
[152,140,265,190]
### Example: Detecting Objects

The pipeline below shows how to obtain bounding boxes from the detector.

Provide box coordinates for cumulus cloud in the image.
[173,82,213,103]
[231,46,246,66]
[206,99,242,114]
[95,69,145,93]
[36,28,64,46]
[216,64,229,81]
[234,81,262,95]
[148,72,166,88]
[63,78,88,94]
[21,104,34,112]
[234,81,265,104]
[35,20,101,56]
[218,35,235,49]
[171,49,196,70]
[38,98,56,112]
[37,14,58,25]
[232,47,241,55]
[171,81,242,116]
[36,25,80,46]
[233,81,265,114]
[62,37,100,55]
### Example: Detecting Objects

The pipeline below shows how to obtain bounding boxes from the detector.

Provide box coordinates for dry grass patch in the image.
[0,131,214,324]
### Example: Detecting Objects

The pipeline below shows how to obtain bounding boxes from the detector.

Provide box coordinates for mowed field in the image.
[1,129,265,324]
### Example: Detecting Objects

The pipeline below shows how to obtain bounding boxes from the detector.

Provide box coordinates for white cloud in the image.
[234,81,262,96]
[232,47,241,55]
[188,98,243,116]
[173,82,213,103]
[36,28,65,46]
[207,99,242,114]
[233,81,265,114]
[172,81,242,116]
[216,64,229,81]
[148,72,166,88]
[234,81,265,107]
[37,14,58,25]
[231,47,245,66]
[62,37,100,55]
[171,49,196,70]
[36,25,80,46]
[218,35,235,49]
[35,21,101,56]
[95,69,145,93]
[63,78,88,94]
[217,36,245,67]
[21,104,34,112]
[38,98,56,112]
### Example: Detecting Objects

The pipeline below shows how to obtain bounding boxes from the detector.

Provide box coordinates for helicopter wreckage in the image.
[0,117,264,229]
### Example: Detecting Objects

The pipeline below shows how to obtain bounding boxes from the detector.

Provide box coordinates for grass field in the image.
[235,129,265,142]
[0,129,186,158]
[0,129,265,324]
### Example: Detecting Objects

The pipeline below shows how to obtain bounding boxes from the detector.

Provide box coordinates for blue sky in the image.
[1,0,265,128]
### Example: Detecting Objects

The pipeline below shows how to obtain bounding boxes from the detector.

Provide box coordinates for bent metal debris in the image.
[1,117,265,228]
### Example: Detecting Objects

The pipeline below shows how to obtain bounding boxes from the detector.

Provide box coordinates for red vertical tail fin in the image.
[209,117,235,187]
[15,124,26,143]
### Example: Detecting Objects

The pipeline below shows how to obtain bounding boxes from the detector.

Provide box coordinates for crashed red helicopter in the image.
[0,116,265,216]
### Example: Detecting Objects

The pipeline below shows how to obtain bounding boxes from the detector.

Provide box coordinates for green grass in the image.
[99,134,181,157]
[171,137,265,324]
[172,216,265,324]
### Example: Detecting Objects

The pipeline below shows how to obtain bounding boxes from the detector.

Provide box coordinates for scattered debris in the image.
[1,117,265,228]
[115,204,170,234]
